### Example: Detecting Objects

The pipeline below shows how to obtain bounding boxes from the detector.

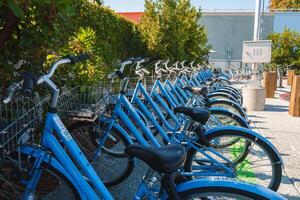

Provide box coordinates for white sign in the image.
[242,40,272,64]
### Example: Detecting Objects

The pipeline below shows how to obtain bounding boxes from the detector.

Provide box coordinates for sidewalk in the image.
[248,85,300,199]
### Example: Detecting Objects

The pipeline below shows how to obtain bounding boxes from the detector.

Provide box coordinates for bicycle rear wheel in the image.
[184,129,282,191]
[0,154,80,200]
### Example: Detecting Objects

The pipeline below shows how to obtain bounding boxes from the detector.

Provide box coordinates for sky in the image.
[103,0,269,12]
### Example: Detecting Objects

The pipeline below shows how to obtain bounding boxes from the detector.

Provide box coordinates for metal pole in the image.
[253,0,262,40]
[251,0,262,80]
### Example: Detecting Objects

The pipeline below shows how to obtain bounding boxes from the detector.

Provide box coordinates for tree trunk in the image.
[0,9,19,48]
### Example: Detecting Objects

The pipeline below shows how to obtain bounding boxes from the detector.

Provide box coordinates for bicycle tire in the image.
[0,153,80,200]
[207,109,250,147]
[213,88,243,104]
[67,120,134,187]
[208,109,249,129]
[177,184,281,200]
[184,129,282,191]
[216,87,241,96]
[218,79,231,86]
[222,85,241,94]
[208,99,246,118]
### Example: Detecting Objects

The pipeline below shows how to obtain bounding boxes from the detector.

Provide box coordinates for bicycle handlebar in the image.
[108,57,149,80]
[3,54,89,104]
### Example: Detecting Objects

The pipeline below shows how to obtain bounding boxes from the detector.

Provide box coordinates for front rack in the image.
[0,96,46,160]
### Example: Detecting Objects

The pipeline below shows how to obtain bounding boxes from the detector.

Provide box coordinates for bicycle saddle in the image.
[174,107,209,125]
[182,86,208,95]
[125,144,186,173]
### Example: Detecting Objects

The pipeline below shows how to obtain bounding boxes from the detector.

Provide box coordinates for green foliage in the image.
[139,0,210,62]
[269,0,300,10]
[0,0,210,89]
[45,27,105,86]
[0,0,147,88]
[267,28,300,73]
[7,0,24,18]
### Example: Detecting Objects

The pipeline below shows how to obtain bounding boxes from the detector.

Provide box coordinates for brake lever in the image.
[108,71,116,79]
[2,82,22,104]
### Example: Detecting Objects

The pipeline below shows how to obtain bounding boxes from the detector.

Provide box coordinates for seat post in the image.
[161,172,182,200]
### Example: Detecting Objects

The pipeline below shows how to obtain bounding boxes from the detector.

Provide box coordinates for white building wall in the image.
[273,12,300,32]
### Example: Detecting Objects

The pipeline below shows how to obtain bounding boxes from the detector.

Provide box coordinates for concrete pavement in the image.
[248,84,300,199]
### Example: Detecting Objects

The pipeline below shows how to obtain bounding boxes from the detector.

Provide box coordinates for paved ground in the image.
[233,79,300,199]
[249,87,300,199]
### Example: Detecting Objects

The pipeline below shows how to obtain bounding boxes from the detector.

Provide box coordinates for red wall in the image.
[118,12,144,23]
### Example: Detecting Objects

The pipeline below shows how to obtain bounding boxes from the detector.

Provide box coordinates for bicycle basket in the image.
[57,84,112,122]
[0,96,46,160]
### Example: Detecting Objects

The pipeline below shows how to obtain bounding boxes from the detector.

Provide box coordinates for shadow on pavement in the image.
[248,115,266,118]
[265,104,289,112]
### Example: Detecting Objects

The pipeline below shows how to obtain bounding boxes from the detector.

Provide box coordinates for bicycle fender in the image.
[208,99,247,117]
[173,177,286,200]
[208,92,240,104]
[110,122,134,145]
[19,147,89,200]
[20,146,67,173]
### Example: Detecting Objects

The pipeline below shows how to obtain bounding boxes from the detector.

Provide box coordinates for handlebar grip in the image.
[2,93,13,104]
[66,54,90,64]
[115,70,125,79]
[21,72,37,97]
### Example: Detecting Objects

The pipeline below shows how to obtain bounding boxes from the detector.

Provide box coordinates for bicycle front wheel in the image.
[0,154,80,200]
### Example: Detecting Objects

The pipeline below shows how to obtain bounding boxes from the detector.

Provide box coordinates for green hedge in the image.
[0,0,147,88]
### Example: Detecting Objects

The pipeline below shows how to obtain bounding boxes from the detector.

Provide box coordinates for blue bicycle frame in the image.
[20,112,114,200]
[130,80,238,177]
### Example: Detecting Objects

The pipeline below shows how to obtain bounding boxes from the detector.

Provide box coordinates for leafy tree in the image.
[269,0,300,10]
[0,0,147,88]
[267,28,300,73]
[139,0,210,62]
